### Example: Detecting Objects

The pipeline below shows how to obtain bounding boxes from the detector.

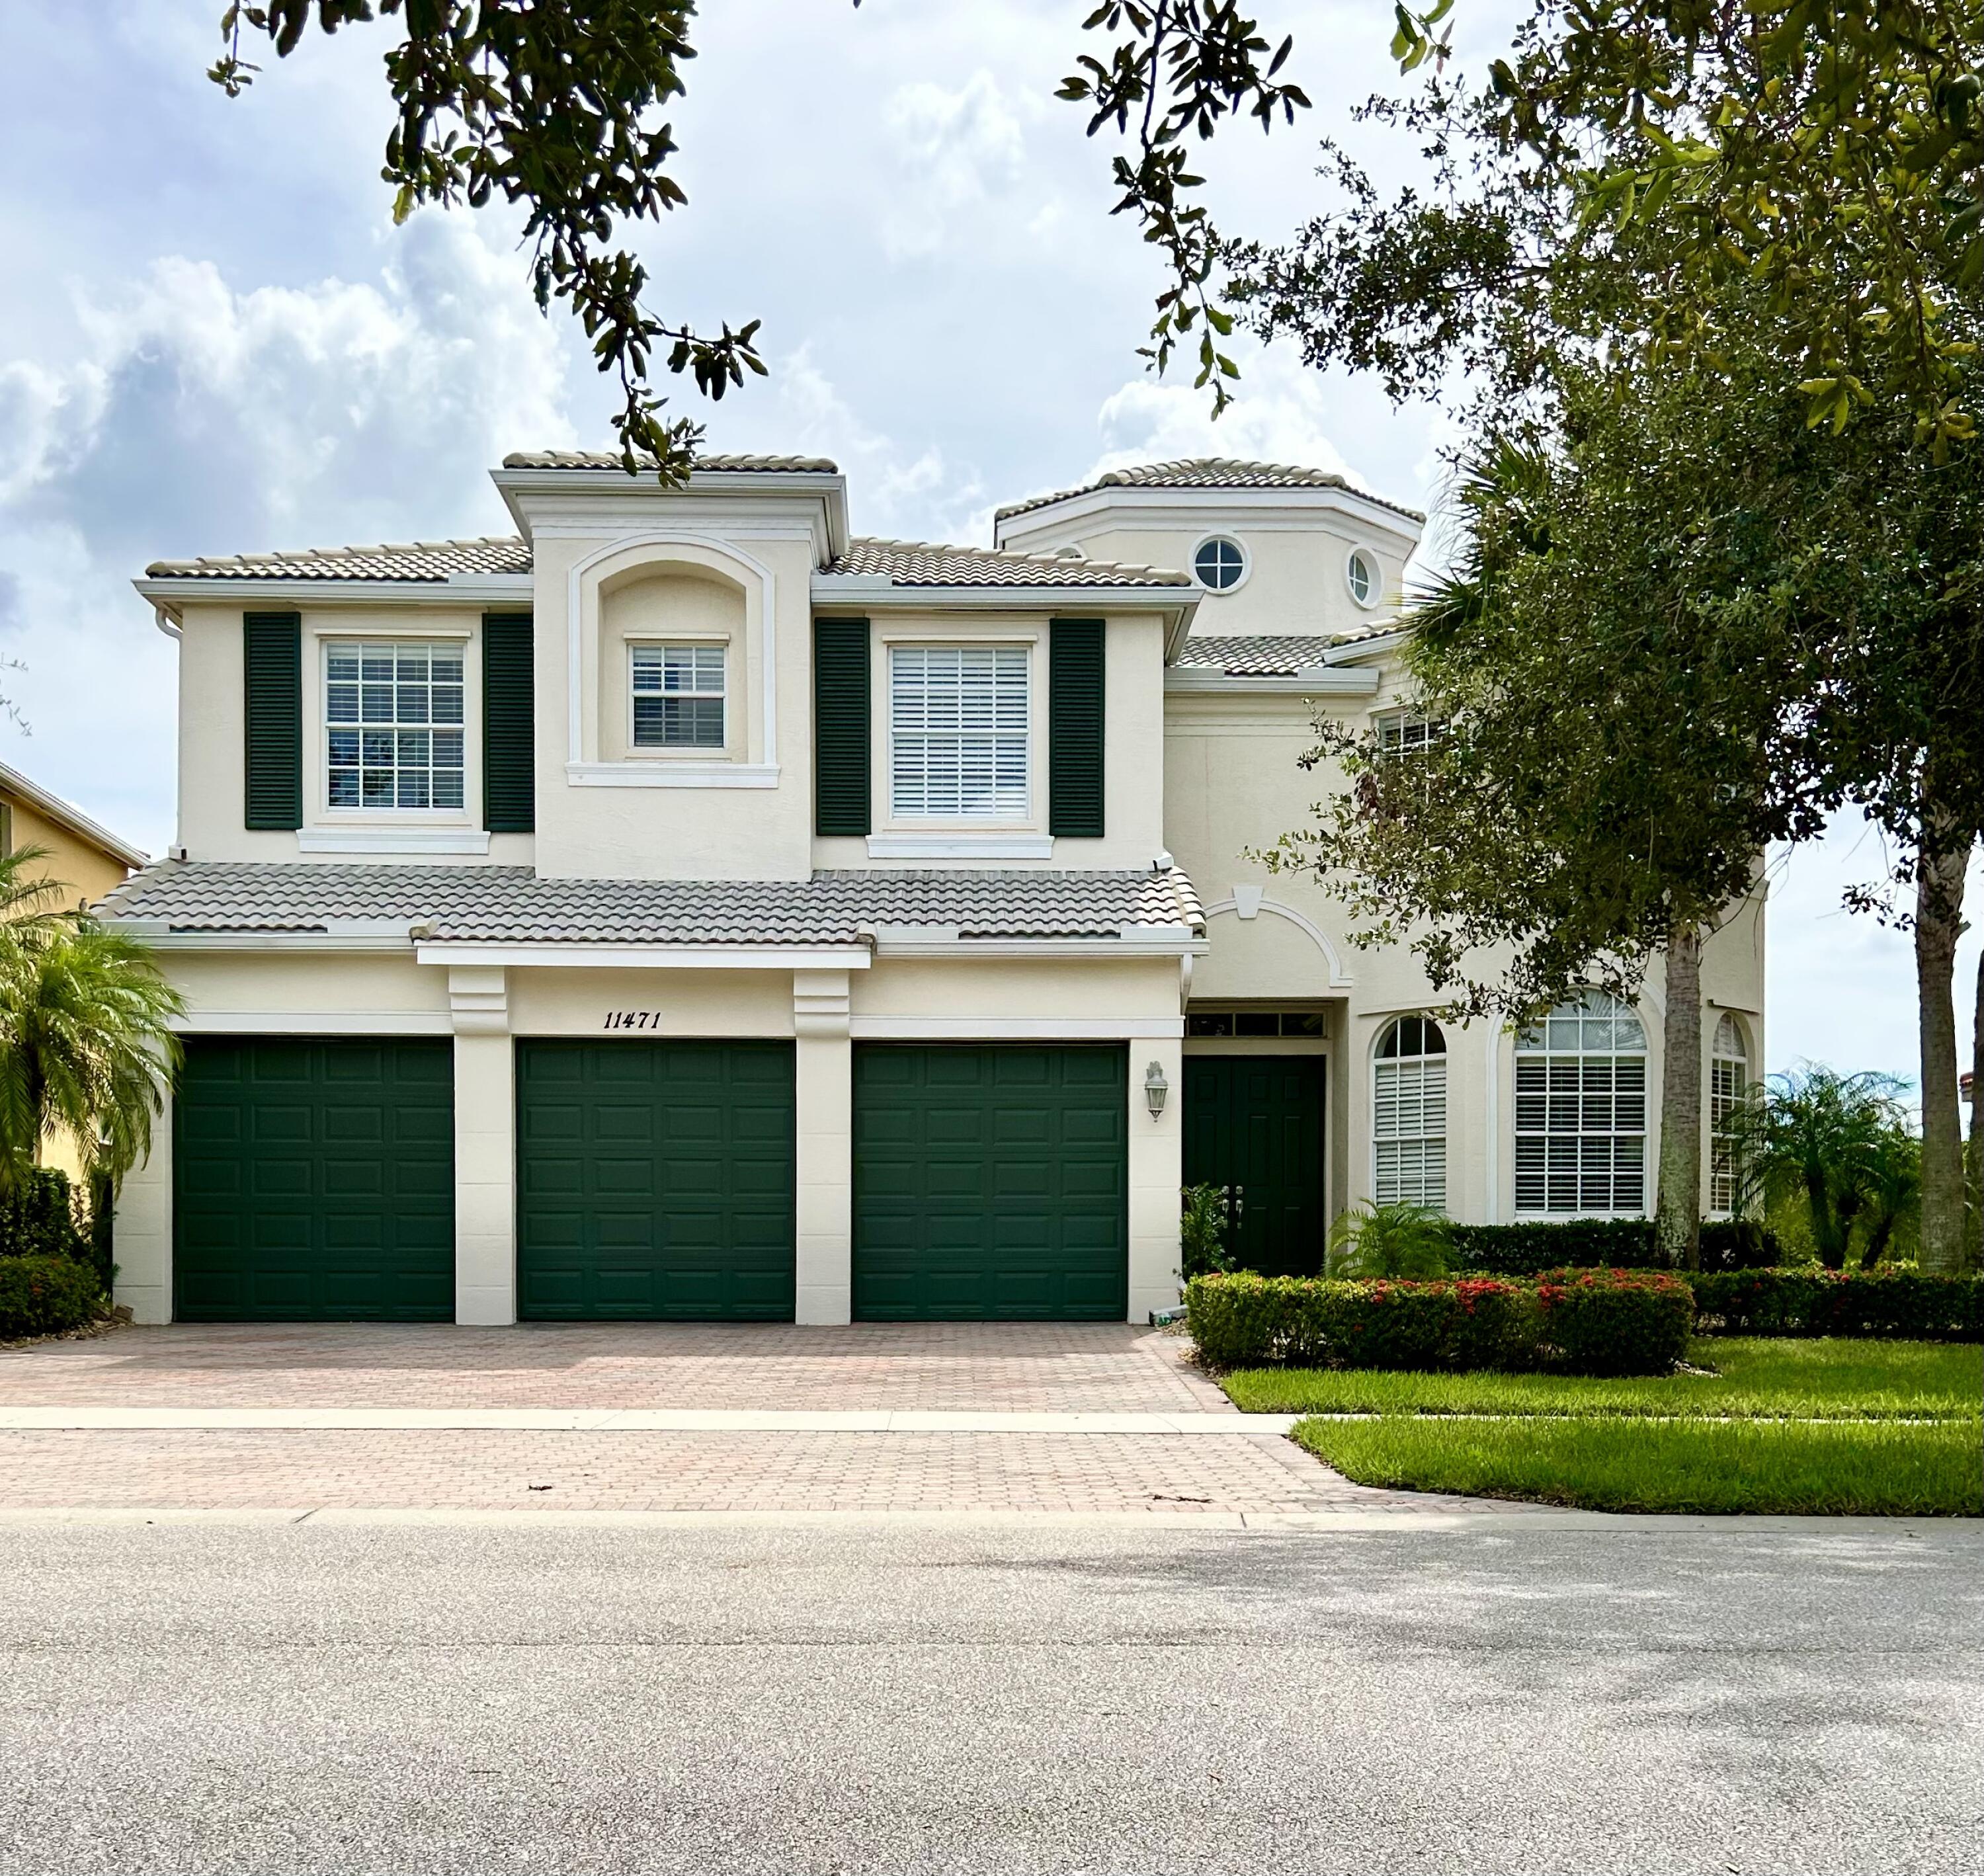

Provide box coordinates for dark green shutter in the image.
[813,616,871,835]
[1049,618,1106,838]
[243,611,302,831]
[482,613,535,834]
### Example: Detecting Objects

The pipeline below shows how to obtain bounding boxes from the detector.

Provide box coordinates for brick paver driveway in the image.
[0,1325,1520,1517]
[0,1322,1231,1412]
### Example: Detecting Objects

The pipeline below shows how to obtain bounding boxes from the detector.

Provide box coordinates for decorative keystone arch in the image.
[1199,887,1355,989]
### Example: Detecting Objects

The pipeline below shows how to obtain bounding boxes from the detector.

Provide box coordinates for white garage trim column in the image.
[112,1090,173,1324]
[793,969,853,1326]
[450,966,517,1326]
[1127,1037,1184,1323]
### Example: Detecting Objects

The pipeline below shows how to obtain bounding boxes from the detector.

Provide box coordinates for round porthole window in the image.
[1192,536,1247,592]
[1346,547,1378,607]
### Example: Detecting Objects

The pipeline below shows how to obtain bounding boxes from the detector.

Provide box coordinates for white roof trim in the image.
[415,942,875,970]
[1164,668,1381,696]
[811,576,1196,617]
[995,483,1423,548]
[134,575,532,616]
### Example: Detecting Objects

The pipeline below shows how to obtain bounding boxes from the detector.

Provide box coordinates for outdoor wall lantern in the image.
[1143,1060,1169,1120]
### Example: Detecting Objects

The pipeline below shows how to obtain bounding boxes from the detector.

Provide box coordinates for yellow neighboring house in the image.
[0,761,147,912]
[0,762,149,1188]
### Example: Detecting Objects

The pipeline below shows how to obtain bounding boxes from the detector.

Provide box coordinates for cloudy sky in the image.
[1,0,1974,1082]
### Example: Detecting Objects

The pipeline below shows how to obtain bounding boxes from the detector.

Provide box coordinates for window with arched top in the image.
[1709,1012,1750,1216]
[1374,1015,1447,1209]
[1513,992,1647,1214]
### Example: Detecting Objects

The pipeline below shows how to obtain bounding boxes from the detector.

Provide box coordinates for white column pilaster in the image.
[1126,1038,1184,1323]
[449,965,516,1325]
[112,1089,173,1323]
[793,969,852,1325]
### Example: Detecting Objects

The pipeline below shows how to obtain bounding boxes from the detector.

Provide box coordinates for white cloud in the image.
[879,71,1030,260]
[725,345,991,545]
[0,212,577,852]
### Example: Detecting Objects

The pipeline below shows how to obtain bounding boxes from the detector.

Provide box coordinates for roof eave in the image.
[490,466,850,561]
[134,573,534,619]
[0,763,148,870]
[811,575,1200,628]
[994,482,1425,545]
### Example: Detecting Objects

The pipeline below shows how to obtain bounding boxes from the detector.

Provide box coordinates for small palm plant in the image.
[1325,1201,1452,1280]
[0,848,184,1192]
[1178,1182,1235,1281]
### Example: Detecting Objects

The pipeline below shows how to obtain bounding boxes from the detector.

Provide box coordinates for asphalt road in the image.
[1,1514,1977,1874]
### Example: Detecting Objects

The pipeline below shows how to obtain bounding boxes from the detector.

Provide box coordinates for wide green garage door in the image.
[516,1040,795,1321]
[853,1044,1127,1321]
[173,1037,455,1322]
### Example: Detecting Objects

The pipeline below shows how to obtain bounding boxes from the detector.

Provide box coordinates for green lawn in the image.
[1292,1414,1983,1517]
[1223,1337,1982,1421]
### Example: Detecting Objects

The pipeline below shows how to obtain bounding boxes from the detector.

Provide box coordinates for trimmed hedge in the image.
[0,1254,103,1341]
[1692,1268,1983,1342]
[1186,1269,1694,1376]
[1534,1268,1696,1377]
[1446,1217,1780,1275]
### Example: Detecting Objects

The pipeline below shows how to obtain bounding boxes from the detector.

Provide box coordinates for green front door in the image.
[1183,1055,1327,1277]
[515,1039,795,1320]
[173,1037,455,1322]
[852,1044,1127,1321]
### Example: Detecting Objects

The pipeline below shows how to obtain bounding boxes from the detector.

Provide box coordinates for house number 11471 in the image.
[602,1011,665,1030]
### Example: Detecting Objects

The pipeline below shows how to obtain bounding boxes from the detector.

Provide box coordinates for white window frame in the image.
[1190,534,1250,594]
[1345,544,1382,608]
[630,642,727,751]
[1374,710,1444,756]
[1374,1015,1448,1209]
[887,643,1032,823]
[1709,1012,1750,1217]
[1513,992,1649,1216]
[322,638,468,817]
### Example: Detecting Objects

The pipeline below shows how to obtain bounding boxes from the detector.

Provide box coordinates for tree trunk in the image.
[1967,941,1983,1276]
[1656,921,1704,1271]
[1915,828,1970,1275]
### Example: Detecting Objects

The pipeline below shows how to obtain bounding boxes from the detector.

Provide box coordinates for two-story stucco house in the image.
[103,454,1764,1327]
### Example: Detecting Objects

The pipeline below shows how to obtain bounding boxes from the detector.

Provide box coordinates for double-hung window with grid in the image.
[1709,1012,1751,1216]
[889,645,1029,819]
[1513,993,1647,1214]
[1374,1015,1448,1208]
[325,642,464,811]
[632,645,726,749]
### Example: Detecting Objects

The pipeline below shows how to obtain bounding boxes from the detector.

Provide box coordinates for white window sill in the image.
[866,832,1054,860]
[566,760,779,790]
[298,827,492,856]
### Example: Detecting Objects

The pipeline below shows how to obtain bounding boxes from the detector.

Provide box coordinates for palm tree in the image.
[1326,1202,1452,1280]
[1727,1065,1914,1270]
[0,848,183,1190]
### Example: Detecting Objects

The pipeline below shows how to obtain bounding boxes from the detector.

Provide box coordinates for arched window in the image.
[1709,1012,1750,1216]
[1514,993,1647,1214]
[1374,1015,1447,1209]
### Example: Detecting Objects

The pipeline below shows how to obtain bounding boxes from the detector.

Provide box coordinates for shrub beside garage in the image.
[0,1167,106,1340]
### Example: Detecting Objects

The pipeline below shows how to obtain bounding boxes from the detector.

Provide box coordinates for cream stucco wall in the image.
[530,530,817,881]
[999,494,1420,641]
[1166,663,1769,1230]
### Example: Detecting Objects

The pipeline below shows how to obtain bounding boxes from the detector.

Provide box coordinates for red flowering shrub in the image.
[1532,1268,1696,1376]
[1186,1272,1538,1371]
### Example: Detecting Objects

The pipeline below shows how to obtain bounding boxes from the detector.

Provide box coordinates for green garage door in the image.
[853,1044,1127,1321]
[173,1037,455,1322]
[516,1040,795,1321]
